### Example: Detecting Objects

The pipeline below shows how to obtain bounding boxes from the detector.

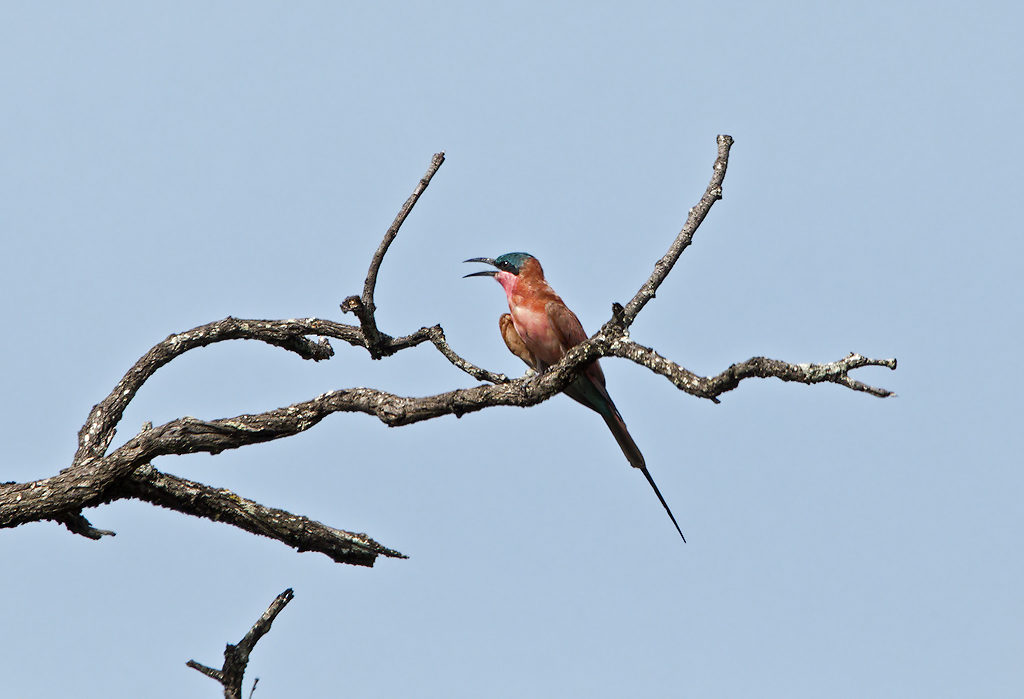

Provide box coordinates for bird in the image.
[464,252,686,542]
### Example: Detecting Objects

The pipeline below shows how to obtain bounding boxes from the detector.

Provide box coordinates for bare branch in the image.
[391,325,511,384]
[603,338,897,401]
[111,464,405,565]
[344,151,446,356]
[188,588,295,699]
[705,353,898,398]
[364,152,446,312]
[73,317,358,468]
[619,134,734,326]
[331,319,510,384]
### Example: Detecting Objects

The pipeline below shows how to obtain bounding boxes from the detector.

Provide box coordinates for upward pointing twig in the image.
[187,588,295,699]
[620,134,734,327]
[344,151,446,355]
[363,151,446,314]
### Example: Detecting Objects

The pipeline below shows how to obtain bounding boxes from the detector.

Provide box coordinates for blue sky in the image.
[2,2,1021,697]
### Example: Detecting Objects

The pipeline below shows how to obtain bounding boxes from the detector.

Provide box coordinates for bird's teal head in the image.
[463,252,536,278]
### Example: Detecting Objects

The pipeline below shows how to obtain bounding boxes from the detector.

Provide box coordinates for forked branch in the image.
[343,151,447,357]
[188,588,294,698]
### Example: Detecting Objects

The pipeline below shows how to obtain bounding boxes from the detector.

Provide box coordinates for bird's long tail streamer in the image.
[602,410,687,543]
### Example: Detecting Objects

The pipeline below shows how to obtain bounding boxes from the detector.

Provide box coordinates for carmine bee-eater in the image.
[464,252,685,542]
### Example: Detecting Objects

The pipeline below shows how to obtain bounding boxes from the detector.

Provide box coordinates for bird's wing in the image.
[544,300,589,351]
[499,313,538,369]
[546,300,607,389]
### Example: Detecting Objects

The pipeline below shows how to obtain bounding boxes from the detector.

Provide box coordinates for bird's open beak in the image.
[463,257,498,278]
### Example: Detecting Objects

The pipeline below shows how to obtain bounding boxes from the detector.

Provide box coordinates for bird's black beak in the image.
[463,257,498,278]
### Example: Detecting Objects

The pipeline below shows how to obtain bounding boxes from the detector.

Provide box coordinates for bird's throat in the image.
[494,269,519,297]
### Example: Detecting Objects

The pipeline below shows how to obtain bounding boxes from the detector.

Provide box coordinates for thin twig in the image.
[618,134,734,326]
[186,660,222,682]
[363,151,446,311]
[344,151,446,355]
[387,325,510,383]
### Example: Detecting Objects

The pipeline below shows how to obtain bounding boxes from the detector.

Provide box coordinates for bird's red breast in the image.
[494,257,572,368]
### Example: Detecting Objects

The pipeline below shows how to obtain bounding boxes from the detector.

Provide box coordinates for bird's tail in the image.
[602,405,646,470]
[600,406,687,543]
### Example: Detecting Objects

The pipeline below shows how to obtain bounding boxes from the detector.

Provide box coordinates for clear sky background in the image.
[2,2,1021,697]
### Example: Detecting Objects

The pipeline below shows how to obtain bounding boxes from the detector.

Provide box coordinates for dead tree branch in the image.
[188,588,294,698]
[112,464,405,565]
[602,340,897,402]
[619,134,734,326]
[342,151,447,357]
[0,137,897,563]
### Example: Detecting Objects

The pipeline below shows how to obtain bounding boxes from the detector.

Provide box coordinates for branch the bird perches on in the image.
[0,135,896,564]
